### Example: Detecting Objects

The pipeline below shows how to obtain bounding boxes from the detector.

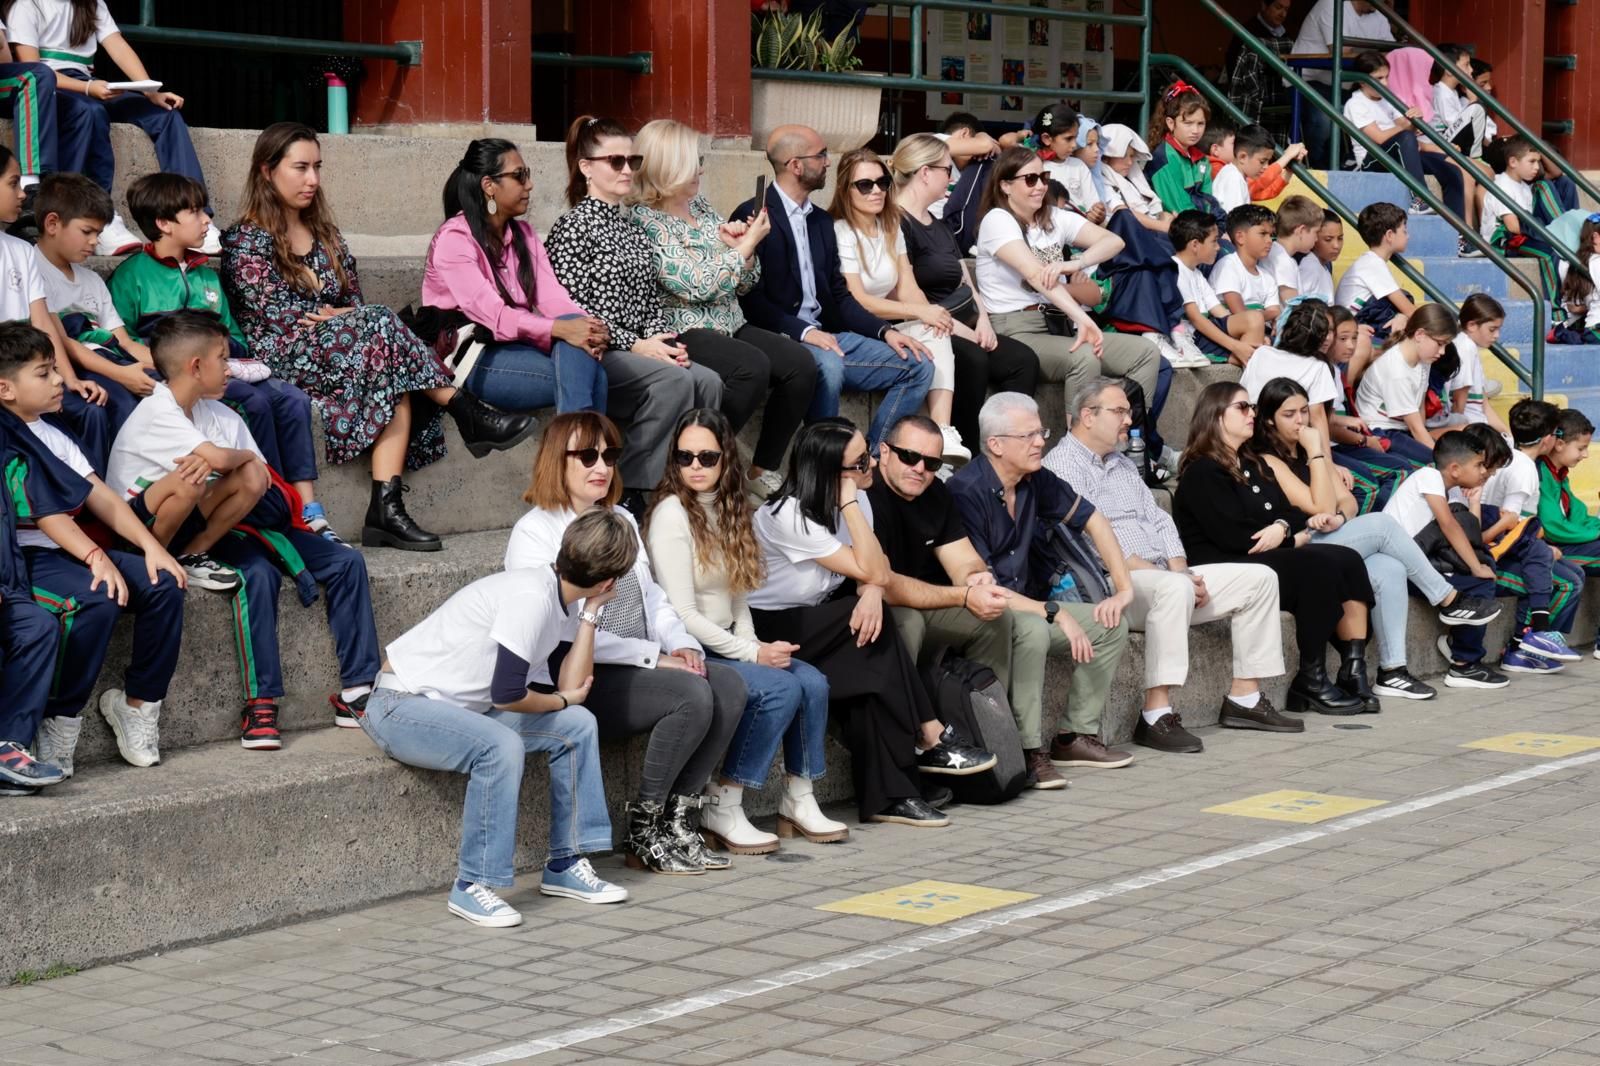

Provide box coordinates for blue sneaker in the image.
[1518,630,1580,662]
[1501,648,1565,674]
[539,858,629,904]
[0,740,63,788]
[447,882,523,928]
[301,502,347,545]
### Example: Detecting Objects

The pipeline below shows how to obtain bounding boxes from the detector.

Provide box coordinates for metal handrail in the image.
[119,24,420,65]
[533,51,652,74]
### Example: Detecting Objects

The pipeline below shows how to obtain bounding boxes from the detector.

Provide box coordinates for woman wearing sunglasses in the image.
[828,147,967,466]
[644,408,845,853]
[1174,382,1375,716]
[546,116,729,516]
[505,412,747,875]
[749,419,996,830]
[972,146,1161,419]
[629,119,821,503]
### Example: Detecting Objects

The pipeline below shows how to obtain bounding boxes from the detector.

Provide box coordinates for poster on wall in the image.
[925,0,1114,125]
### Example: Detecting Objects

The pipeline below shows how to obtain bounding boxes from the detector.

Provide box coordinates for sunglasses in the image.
[1006,172,1047,188]
[1227,400,1256,414]
[491,167,532,184]
[841,453,872,474]
[885,442,944,473]
[586,154,644,172]
[851,176,893,195]
[673,448,723,468]
[567,446,624,468]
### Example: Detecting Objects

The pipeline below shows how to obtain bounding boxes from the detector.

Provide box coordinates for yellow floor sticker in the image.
[818,879,1039,925]
[1204,790,1385,823]
[1463,733,1600,757]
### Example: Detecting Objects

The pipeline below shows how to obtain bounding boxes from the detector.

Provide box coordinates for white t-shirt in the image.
[747,495,866,610]
[1480,172,1533,242]
[1240,347,1340,407]
[1354,346,1428,432]
[1343,92,1402,168]
[4,0,118,76]
[1334,250,1399,313]
[1293,0,1394,83]
[17,418,92,550]
[1383,464,1446,537]
[1172,256,1222,316]
[974,206,1088,314]
[1445,332,1487,422]
[1210,252,1280,311]
[1482,449,1539,518]
[385,567,577,713]
[1298,254,1335,302]
[1043,157,1102,213]
[0,231,46,322]
[36,249,122,333]
[106,382,263,501]
[1431,83,1469,133]
[1262,243,1299,298]
[834,219,906,300]
[1212,163,1251,214]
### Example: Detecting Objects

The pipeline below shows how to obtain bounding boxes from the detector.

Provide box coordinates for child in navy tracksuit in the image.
[0,322,186,775]
[106,311,379,751]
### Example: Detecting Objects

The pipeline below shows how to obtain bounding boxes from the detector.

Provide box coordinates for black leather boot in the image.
[1286,658,1363,716]
[664,794,731,871]
[623,800,703,875]
[361,477,442,552]
[1334,638,1382,714]
[446,388,537,458]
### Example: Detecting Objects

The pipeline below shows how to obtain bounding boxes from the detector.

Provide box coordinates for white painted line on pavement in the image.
[440,748,1600,1065]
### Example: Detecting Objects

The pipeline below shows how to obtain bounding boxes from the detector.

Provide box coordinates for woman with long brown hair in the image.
[221,122,534,552]
[644,408,843,854]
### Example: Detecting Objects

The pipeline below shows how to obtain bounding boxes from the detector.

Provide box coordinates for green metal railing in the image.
[123,2,419,65]
[533,51,652,74]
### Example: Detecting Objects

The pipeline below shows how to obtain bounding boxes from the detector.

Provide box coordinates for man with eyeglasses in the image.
[948,392,1134,771]
[1044,377,1289,753]
[732,124,935,449]
[865,414,1063,788]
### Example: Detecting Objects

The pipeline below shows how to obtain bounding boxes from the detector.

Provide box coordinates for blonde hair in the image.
[633,119,702,207]
[827,148,899,240]
[889,133,950,188]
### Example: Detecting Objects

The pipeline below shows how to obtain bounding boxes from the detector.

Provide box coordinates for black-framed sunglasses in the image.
[491,167,532,184]
[841,453,872,474]
[850,176,893,195]
[586,154,644,172]
[924,163,953,177]
[1006,172,1047,188]
[884,443,944,473]
[567,446,624,468]
[673,448,723,469]
[1227,400,1257,415]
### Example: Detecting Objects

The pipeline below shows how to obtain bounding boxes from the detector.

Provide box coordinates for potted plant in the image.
[750,8,881,153]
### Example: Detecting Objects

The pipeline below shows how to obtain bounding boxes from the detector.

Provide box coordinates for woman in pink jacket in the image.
[421,138,607,413]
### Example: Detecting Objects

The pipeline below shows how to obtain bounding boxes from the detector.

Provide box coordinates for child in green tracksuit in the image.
[1536,408,1600,573]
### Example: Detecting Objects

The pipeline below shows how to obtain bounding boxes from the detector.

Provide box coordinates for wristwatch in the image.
[1044,601,1060,624]
[578,609,603,626]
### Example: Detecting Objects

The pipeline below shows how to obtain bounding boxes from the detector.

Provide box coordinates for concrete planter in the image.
[750,78,882,152]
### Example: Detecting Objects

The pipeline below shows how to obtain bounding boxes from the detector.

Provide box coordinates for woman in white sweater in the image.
[644,409,846,852]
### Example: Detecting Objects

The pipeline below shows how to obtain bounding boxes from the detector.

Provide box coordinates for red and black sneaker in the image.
[240,699,282,750]
[328,691,368,729]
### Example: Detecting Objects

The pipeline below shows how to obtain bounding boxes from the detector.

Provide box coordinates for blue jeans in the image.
[1370,428,1436,466]
[1313,512,1452,669]
[464,338,606,414]
[805,331,935,446]
[709,656,830,788]
[361,688,612,886]
[58,90,207,205]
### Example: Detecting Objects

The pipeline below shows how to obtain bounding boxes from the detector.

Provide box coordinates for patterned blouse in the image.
[629,196,760,335]
[545,195,669,351]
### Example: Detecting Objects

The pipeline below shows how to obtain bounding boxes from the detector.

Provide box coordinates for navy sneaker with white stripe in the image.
[1437,596,1500,627]
[0,741,64,788]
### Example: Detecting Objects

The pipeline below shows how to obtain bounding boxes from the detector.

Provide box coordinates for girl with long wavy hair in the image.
[644,408,844,853]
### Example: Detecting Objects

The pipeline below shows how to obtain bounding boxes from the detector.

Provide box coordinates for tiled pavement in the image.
[9,665,1600,1065]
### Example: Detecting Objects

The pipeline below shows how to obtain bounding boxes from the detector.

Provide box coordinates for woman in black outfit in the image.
[1174,382,1373,715]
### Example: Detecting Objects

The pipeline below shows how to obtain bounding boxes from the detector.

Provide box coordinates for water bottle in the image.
[1126,428,1146,463]
[1049,570,1078,601]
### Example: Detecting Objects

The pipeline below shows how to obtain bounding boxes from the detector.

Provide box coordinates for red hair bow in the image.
[1165,79,1197,100]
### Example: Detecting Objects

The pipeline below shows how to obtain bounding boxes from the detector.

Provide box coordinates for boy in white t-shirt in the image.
[1381,430,1508,688]
[1481,137,1558,300]
[107,311,381,753]
[1336,201,1414,344]
[1263,196,1324,308]
[1299,210,1341,303]
[1211,204,1282,328]
[0,321,186,777]
[1168,209,1265,367]
[1212,124,1306,214]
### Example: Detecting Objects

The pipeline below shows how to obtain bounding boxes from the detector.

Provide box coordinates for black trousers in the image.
[951,332,1040,454]
[682,324,818,470]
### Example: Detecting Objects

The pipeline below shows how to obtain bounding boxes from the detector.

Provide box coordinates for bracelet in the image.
[84,547,104,566]
[963,586,972,608]
[557,694,568,709]
[1310,454,1326,460]
[841,499,859,509]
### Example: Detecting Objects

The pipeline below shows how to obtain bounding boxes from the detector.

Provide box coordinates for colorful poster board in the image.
[925,0,1116,122]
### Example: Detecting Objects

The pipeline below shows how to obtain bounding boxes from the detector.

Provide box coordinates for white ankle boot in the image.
[777,776,849,843]
[700,782,779,855]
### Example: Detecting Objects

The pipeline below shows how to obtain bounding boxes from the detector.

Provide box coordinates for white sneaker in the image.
[1167,325,1211,368]
[747,468,785,502]
[193,221,222,256]
[700,782,779,854]
[1151,330,1184,365]
[95,212,143,257]
[777,776,849,843]
[34,715,83,778]
[938,424,971,464]
[99,689,160,767]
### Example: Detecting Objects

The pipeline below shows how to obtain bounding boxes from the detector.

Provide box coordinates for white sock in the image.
[1141,706,1172,725]
[1230,690,1262,709]
[341,684,372,702]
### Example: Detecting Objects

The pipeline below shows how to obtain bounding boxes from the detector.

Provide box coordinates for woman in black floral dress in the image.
[222,122,534,552]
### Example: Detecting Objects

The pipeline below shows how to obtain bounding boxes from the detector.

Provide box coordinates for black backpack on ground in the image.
[921,655,1028,804]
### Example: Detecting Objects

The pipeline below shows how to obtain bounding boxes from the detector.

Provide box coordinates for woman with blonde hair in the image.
[829,147,968,464]
[891,133,1039,454]
[630,119,820,499]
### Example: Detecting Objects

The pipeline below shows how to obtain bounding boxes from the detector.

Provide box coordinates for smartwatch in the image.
[1044,600,1060,624]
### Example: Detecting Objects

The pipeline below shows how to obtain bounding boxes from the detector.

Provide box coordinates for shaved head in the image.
[767,124,822,169]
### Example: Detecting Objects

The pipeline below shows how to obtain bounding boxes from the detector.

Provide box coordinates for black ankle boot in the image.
[1333,638,1382,714]
[623,800,703,875]
[1287,658,1363,716]
[361,477,442,552]
[446,388,537,458]
[664,794,731,871]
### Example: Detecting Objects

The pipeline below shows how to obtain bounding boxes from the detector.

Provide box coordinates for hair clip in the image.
[1587,213,1600,225]
[1165,79,1196,100]
[1039,110,1054,128]
[585,117,598,126]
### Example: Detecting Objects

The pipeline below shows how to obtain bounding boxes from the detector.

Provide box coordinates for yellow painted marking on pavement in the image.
[1463,733,1600,757]
[1204,790,1385,823]
[818,879,1039,926]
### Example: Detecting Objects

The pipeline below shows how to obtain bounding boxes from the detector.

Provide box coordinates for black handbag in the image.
[939,284,979,328]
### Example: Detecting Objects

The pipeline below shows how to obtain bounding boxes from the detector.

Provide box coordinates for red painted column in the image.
[343,0,533,126]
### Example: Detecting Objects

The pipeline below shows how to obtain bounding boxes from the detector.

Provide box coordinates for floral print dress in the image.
[221,222,454,469]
